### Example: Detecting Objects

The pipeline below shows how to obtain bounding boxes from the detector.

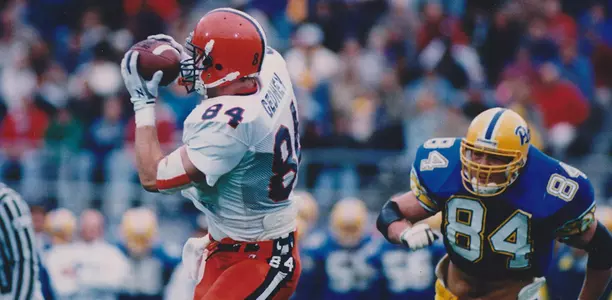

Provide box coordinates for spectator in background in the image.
[79,8,111,62]
[71,209,130,300]
[558,39,595,101]
[330,39,367,121]
[480,8,523,85]
[578,2,612,56]
[312,113,361,210]
[286,23,339,94]
[416,0,468,51]
[524,17,559,64]
[404,44,463,158]
[0,95,49,201]
[503,47,539,83]
[285,23,338,138]
[86,97,125,184]
[495,70,546,150]
[100,103,177,220]
[124,0,175,42]
[53,8,111,74]
[34,61,70,115]
[376,70,406,129]
[44,107,89,210]
[414,1,484,89]
[544,0,577,44]
[0,35,38,111]
[307,0,347,53]
[416,0,468,52]
[158,84,198,130]
[70,41,122,99]
[125,103,176,149]
[531,62,589,157]
[379,0,419,51]
[582,3,612,94]
[124,0,179,24]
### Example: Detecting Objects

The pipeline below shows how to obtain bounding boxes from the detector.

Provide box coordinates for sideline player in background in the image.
[295,198,379,300]
[120,7,302,300]
[370,213,446,299]
[119,207,179,299]
[294,191,319,242]
[0,183,43,300]
[377,108,612,299]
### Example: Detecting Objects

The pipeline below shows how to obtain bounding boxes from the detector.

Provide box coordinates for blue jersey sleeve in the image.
[411,137,462,213]
[550,163,596,240]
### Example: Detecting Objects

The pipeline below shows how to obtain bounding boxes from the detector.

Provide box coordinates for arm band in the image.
[586,222,612,270]
[156,148,193,194]
[376,200,405,243]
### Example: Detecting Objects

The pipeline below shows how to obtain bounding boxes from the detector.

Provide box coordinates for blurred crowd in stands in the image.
[1,0,612,219]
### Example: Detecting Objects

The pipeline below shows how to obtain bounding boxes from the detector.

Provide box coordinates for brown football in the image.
[130,39,181,86]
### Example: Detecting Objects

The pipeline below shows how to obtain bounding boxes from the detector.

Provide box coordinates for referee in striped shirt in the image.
[0,183,43,300]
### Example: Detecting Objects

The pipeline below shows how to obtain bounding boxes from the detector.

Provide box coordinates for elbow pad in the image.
[586,222,612,270]
[376,200,404,243]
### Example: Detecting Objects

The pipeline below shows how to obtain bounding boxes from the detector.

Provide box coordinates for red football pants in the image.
[193,232,301,300]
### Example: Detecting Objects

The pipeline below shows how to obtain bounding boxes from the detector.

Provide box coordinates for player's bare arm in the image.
[561,220,612,300]
[121,35,204,193]
[377,191,437,250]
[379,191,431,242]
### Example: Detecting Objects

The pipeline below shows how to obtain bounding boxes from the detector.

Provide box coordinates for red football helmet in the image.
[180,8,267,94]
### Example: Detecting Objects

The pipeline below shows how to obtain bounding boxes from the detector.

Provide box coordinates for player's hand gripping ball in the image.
[129,39,181,86]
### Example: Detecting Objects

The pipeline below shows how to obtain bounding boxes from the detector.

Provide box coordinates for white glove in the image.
[120,50,163,127]
[148,33,187,59]
[399,223,438,250]
[182,235,211,283]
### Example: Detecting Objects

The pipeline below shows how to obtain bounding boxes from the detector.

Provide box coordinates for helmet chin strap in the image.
[195,79,207,97]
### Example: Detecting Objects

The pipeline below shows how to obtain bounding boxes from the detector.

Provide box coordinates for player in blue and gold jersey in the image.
[376,108,612,300]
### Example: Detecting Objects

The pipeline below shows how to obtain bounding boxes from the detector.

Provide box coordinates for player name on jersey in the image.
[261,73,287,118]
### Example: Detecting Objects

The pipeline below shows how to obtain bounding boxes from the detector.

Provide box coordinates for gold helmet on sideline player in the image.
[330,197,369,247]
[294,191,319,241]
[45,208,76,245]
[461,107,531,196]
[120,207,158,257]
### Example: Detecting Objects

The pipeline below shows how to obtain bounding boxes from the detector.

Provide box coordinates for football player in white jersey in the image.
[120,8,302,300]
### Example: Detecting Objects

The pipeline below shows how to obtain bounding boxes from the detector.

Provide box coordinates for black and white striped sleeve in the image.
[0,187,40,300]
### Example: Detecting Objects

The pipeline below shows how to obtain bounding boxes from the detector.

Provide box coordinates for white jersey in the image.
[45,241,129,300]
[180,48,301,241]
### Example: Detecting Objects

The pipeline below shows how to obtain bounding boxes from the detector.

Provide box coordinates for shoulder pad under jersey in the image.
[410,137,463,212]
